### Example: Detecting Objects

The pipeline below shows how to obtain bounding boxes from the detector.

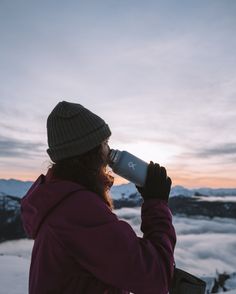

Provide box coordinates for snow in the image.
[0,239,33,258]
[0,255,30,294]
[196,188,236,197]
[106,184,236,201]
[227,273,236,293]
[1,178,236,201]
[0,179,33,198]
[110,182,137,199]
[196,196,236,202]
[103,184,236,200]
[170,185,193,197]
[169,186,236,198]
[1,212,236,293]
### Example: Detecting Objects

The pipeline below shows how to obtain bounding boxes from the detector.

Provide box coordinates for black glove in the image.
[136,161,172,202]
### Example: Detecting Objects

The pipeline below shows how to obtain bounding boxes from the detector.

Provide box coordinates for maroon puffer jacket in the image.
[21,168,176,294]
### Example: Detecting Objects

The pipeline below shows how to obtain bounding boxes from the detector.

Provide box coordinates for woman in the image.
[21,101,176,294]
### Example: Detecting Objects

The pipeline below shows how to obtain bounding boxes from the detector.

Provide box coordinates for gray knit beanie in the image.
[46,101,111,162]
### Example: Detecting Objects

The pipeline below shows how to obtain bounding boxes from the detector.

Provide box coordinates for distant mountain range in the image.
[1,178,236,243]
[0,179,33,198]
[1,178,236,198]
[111,183,236,199]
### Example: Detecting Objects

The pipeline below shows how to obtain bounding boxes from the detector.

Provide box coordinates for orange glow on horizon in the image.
[0,170,235,188]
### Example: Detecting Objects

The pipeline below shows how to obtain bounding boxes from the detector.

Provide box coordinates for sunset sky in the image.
[0,1,236,188]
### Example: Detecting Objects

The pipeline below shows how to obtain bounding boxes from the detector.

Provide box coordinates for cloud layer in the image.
[116,207,236,276]
[0,135,45,159]
[0,210,235,291]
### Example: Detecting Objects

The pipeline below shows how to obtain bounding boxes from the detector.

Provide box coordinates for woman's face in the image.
[101,138,110,164]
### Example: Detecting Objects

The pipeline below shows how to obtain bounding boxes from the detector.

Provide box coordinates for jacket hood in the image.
[20,168,84,239]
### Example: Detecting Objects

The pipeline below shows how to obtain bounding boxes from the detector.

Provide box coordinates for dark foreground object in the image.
[170,267,206,294]
[0,195,27,242]
[168,196,236,219]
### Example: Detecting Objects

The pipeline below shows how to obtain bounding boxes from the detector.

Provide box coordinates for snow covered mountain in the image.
[0,179,33,198]
[111,184,236,199]
[111,182,137,199]
[1,178,236,199]
[110,184,199,199]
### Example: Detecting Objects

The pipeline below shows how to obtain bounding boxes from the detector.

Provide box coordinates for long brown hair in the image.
[47,144,114,210]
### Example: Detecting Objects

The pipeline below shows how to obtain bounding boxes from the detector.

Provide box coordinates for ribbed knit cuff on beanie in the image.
[46,101,111,162]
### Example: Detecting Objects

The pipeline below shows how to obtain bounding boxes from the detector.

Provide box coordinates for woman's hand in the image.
[136,161,172,202]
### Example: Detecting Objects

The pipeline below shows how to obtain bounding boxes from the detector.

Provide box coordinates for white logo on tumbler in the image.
[128,161,136,170]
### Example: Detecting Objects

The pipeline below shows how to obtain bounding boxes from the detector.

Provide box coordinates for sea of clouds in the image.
[0,207,236,293]
[116,207,236,277]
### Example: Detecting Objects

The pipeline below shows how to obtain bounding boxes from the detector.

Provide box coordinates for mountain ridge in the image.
[1,178,236,198]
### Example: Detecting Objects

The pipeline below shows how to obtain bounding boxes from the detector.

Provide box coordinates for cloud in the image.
[0,135,46,159]
[0,207,236,290]
[173,216,236,235]
[0,239,33,259]
[195,143,236,158]
[115,207,142,236]
[0,122,43,134]
[177,143,236,163]
[116,208,236,277]
[174,233,236,276]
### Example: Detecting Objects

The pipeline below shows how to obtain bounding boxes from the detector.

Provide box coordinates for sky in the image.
[0,0,236,188]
